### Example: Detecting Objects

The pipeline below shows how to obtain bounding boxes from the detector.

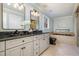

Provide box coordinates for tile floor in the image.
[41,43,79,56]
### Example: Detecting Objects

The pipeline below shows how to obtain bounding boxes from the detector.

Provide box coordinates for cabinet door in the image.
[0,51,5,56]
[6,46,21,56]
[40,34,49,54]
[34,48,40,56]
[34,40,40,50]
[40,37,46,54]
[21,42,33,56]
[6,42,33,56]
[0,42,5,52]
[0,41,5,56]
[44,34,49,49]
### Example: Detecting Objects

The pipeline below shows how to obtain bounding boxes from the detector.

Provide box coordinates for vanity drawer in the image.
[0,41,5,52]
[34,36,38,40]
[6,37,33,49]
[23,36,33,43]
[0,51,5,56]
[34,35,43,41]
[34,40,39,50]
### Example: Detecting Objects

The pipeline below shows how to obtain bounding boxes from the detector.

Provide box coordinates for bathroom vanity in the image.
[0,33,49,56]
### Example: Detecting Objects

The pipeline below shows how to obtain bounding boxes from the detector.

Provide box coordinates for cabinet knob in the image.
[23,47,26,49]
[22,40,25,42]
[21,47,26,50]
[21,47,23,50]
[36,43,38,45]
[36,52,38,54]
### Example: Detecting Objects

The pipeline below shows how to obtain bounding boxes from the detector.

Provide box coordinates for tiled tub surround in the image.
[0,32,49,56]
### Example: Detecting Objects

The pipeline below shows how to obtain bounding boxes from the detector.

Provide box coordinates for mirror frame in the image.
[30,9,39,30]
[2,3,25,30]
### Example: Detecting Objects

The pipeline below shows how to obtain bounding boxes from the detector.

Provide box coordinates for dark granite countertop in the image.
[0,33,48,42]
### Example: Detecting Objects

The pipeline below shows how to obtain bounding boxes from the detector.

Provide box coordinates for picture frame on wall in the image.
[44,16,49,29]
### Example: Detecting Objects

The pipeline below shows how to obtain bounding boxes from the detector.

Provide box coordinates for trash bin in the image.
[49,37,56,45]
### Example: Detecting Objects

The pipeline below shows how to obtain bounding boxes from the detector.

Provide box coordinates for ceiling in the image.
[30,3,77,18]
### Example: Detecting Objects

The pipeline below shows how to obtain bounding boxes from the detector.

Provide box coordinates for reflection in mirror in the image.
[3,3,25,30]
[30,9,40,31]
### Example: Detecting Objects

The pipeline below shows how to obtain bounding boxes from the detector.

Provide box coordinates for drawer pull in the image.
[21,47,26,49]
[22,40,25,42]
[21,47,23,50]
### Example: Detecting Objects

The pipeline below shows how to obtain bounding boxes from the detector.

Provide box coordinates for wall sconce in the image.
[31,9,40,16]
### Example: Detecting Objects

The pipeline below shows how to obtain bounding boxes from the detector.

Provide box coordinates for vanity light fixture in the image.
[18,5,24,10]
[31,9,40,16]
[31,10,35,16]
[7,3,24,10]
[35,12,40,16]
[13,3,19,8]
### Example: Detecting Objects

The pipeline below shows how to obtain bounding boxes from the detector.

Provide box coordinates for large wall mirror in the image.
[30,9,40,30]
[3,3,25,30]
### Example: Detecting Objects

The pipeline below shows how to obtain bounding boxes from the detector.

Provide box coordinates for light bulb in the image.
[35,12,38,16]
[34,12,36,16]
[13,4,19,8]
[31,12,33,15]
[35,12,39,16]
[31,11,35,15]
[19,5,24,10]
[7,3,11,5]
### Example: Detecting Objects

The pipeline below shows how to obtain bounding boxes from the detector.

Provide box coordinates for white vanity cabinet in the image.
[40,34,49,54]
[44,34,49,49]
[6,45,21,56]
[33,34,49,56]
[6,37,34,56]
[33,35,41,56]
[0,33,49,56]
[0,51,5,56]
[34,48,40,56]
[40,35,46,54]
[6,37,33,49]
[6,42,33,56]
[21,42,33,56]
[0,41,5,56]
